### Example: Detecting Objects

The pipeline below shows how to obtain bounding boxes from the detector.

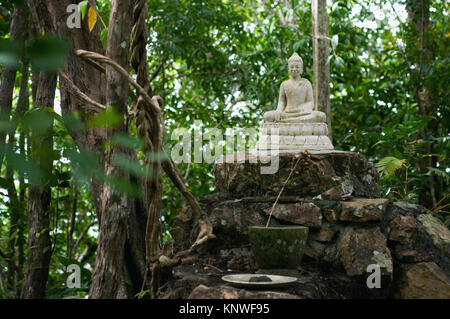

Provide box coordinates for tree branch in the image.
[75,49,161,115]
[72,220,98,254]
[149,56,168,83]
[67,183,78,257]
[58,71,107,112]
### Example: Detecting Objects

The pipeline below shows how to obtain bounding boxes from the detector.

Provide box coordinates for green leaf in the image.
[21,108,55,135]
[63,147,102,182]
[427,167,449,182]
[0,39,21,67]
[87,107,122,128]
[112,154,148,178]
[100,28,108,48]
[382,128,394,137]
[0,117,16,133]
[331,34,339,48]
[2,149,43,185]
[104,174,142,198]
[46,173,59,187]
[326,55,333,65]
[375,156,406,176]
[111,134,144,149]
[61,113,85,133]
[335,56,344,68]
[135,290,150,299]
[79,1,88,20]
[27,37,70,71]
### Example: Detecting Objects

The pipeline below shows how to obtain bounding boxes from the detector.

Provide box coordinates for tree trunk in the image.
[67,183,78,258]
[406,0,437,208]
[312,0,332,141]
[0,1,29,171]
[45,0,148,298]
[88,0,136,299]
[16,61,30,283]
[21,71,57,299]
[5,60,29,294]
[45,0,107,221]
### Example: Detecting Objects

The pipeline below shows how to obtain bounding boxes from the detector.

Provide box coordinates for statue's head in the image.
[288,53,303,79]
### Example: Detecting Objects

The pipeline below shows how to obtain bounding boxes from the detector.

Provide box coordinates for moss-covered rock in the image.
[337,226,393,279]
[340,198,389,222]
[263,202,322,228]
[395,262,450,299]
[208,201,270,248]
[215,151,380,198]
[417,214,450,260]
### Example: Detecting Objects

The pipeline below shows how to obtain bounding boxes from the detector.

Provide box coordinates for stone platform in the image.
[170,195,450,299]
[256,123,334,151]
[168,149,450,299]
[214,150,380,198]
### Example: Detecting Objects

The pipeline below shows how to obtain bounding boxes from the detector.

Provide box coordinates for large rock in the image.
[215,151,380,198]
[384,209,450,267]
[264,202,322,228]
[388,215,422,244]
[395,262,450,299]
[313,200,341,223]
[381,201,426,235]
[387,214,431,262]
[309,221,340,243]
[340,198,389,222]
[417,214,450,260]
[338,226,393,278]
[208,201,269,247]
[392,245,432,263]
[306,239,339,264]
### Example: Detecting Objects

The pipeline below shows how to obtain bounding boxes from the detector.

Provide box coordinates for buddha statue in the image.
[256,52,334,152]
[264,53,326,124]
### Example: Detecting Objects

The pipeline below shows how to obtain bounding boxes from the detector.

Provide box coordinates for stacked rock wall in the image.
[172,151,450,298]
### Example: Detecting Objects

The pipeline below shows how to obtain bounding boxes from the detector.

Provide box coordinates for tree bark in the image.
[45,0,148,298]
[406,0,437,208]
[312,0,332,141]
[131,1,163,296]
[67,183,78,258]
[21,71,57,299]
[88,0,135,299]
[45,0,107,221]
[5,60,29,294]
[0,2,29,171]
[16,61,29,282]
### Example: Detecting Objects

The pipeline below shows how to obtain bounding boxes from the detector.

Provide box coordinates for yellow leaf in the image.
[88,7,98,32]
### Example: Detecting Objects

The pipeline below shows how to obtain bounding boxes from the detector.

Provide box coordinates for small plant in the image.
[135,289,150,299]
[375,156,411,201]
